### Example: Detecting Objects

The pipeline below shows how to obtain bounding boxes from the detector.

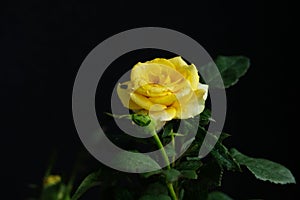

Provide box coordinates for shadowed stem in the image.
[152,132,178,200]
[171,134,176,168]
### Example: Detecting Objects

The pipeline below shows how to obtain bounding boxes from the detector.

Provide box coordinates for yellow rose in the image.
[117,56,208,128]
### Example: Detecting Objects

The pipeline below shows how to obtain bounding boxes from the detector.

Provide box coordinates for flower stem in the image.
[167,183,178,200]
[152,133,171,170]
[171,134,175,168]
[152,132,178,200]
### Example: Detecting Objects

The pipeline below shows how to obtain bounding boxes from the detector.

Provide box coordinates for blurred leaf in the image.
[40,183,62,200]
[71,169,102,200]
[207,191,234,200]
[40,174,67,200]
[112,151,161,172]
[44,151,57,178]
[162,169,181,183]
[58,184,70,200]
[139,194,171,200]
[200,56,250,88]
[230,148,296,184]
[180,170,198,179]
[179,189,185,200]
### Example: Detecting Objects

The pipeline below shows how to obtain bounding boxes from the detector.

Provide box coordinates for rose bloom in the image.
[117,57,208,129]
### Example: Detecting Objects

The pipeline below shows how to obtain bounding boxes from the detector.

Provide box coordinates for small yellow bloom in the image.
[117,57,208,129]
[43,175,61,187]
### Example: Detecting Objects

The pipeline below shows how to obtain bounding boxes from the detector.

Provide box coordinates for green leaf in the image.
[165,145,176,157]
[71,169,102,200]
[184,126,227,158]
[200,56,250,88]
[199,108,215,126]
[177,160,202,170]
[190,126,239,171]
[207,191,234,200]
[180,170,198,179]
[180,137,195,153]
[182,182,208,200]
[139,194,171,200]
[132,114,151,127]
[182,160,223,200]
[162,169,181,183]
[105,112,131,119]
[144,182,168,195]
[216,55,250,88]
[199,161,223,188]
[112,151,161,172]
[186,157,201,161]
[114,188,134,200]
[40,183,63,200]
[141,170,162,179]
[211,143,241,172]
[218,132,231,142]
[230,148,296,184]
[179,189,185,200]
[162,122,173,137]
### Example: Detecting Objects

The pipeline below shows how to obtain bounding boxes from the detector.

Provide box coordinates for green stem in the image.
[167,183,178,200]
[171,134,175,168]
[152,133,171,170]
[152,132,178,200]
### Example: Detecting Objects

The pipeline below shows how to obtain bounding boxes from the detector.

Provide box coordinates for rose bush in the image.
[32,55,295,200]
[117,56,208,128]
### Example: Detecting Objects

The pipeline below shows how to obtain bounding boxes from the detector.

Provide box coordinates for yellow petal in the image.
[147,58,176,69]
[130,92,166,111]
[195,89,206,100]
[149,107,176,121]
[149,93,176,106]
[130,62,153,82]
[117,82,142,110]
[174,64,199,90]
[168,56,188,67]
[168,57,199,90]
[185,64,199,90]
[44,175,61,187]
[167,78,188,92]
[172,93,201,119]
[161,74,171,85]
[135,83,171,97]
[174,87,193,100]
[131,63,183,85]
[197,83,208,100]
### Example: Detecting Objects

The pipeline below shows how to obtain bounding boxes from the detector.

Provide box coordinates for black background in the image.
[1,1,298,199]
